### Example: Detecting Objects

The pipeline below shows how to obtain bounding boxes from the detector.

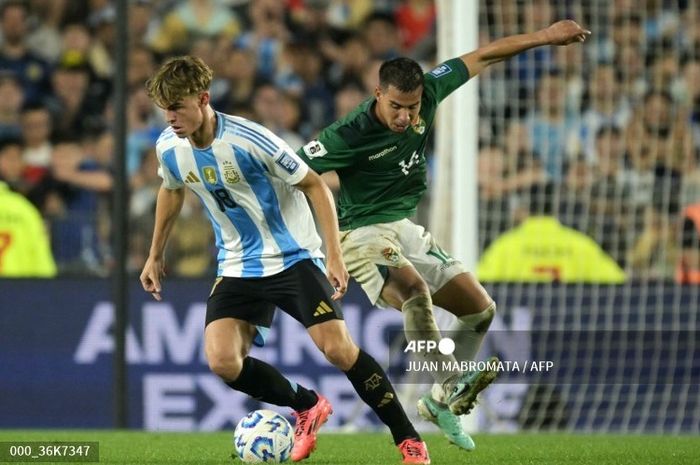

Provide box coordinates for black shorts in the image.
[206,259,344,336]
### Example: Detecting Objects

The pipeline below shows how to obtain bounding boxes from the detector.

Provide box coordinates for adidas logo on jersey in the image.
[313,301,334,317]
[185,171,201,183]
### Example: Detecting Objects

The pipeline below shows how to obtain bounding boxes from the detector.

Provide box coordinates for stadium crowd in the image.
[0,0,698,282]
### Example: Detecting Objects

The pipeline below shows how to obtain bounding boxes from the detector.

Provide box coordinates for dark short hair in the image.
[0,137,22,152]
[595,125,621,139]
[0,1,28,19]
[378,57,424,93]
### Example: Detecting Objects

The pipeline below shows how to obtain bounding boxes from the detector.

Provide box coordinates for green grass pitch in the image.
[0,430,697,464]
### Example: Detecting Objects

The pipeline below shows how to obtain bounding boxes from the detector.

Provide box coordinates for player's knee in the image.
[320,337,358,371]
[479,301,496,333]
[207,350,245,381]
[404,281,430,300]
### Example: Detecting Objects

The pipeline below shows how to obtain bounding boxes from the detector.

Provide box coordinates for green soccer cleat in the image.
[417,395,475,451]
[443,356,499,416]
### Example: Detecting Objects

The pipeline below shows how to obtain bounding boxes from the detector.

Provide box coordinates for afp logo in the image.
[404,338,455,355]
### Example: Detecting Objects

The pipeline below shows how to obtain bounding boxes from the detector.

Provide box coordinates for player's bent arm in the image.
[461,19,590,78]
[294,169,349,297]
[140,186,185,300]
[148,186,185,259]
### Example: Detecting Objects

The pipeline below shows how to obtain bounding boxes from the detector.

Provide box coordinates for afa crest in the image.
[222,161,240,184]
[202,166,218,184]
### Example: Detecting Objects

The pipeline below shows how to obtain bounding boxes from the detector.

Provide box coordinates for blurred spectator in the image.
[627,168,682,279]
[325,0,373,30]
[558,154,592,234]
[43,136,111,274]
[477,183,626,283]
[0,0,52,105]
[552,43,585,118]
[251,83,304,149]
[24,0,65,63]
[580,64,631,159]
[128,0,156,46]
[613,43,647,102]
[20,103,52,174]
[279,42,334,135]
[676,201,700,284]
[0,137,30,194]
[46,61,105,138]
[477,144,512,250]
[235,0,288,79]
[0,179,56,277]
[395,0,436,53]
[149,0,241,55]
[334,83,366,119]
[86,4,117,79]
[126,85,162,176]
[526,70,582,181]
[0,73,24,141]
[360,59,383,94]
[588,126,632,265]
[362,11,401,60]
[277,92,304,150]
[127,45,156,89]
[678,58,700,151]
[322,33,372,89]
[216,46,258,112]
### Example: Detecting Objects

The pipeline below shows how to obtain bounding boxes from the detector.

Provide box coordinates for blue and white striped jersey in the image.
[155,112,324,278]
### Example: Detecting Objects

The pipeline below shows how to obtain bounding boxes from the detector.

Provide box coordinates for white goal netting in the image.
[431,0,700,433]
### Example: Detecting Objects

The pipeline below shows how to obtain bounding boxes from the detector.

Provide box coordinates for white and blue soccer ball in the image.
[233,409,294,463]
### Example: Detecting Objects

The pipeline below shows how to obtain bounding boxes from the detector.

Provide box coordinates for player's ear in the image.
[199,91,210,107]
[374,86,383,100]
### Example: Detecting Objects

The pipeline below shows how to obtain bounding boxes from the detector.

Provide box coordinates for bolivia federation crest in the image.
[412,116,426,135]
[222,161,241,184]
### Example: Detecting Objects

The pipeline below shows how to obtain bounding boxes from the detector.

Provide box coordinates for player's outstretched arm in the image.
[295,170,349,300]
[140,186,185,301]
[461,19,590,78]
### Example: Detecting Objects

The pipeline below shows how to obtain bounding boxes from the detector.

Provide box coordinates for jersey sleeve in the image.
[156,144,185,189]
[297,129,355,174]
[423,58,471,104]
[247,125,309,185]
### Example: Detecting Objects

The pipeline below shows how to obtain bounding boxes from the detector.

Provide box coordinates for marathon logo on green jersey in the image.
[429,63,452,77]
[369,145,397,160]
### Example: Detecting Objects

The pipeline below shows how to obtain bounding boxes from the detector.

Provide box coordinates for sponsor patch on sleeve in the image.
[429,63,452,77]
[302,140,328,158]
[276,152,300,174]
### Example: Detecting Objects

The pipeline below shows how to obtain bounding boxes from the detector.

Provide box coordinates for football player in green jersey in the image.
[298,20,590,450]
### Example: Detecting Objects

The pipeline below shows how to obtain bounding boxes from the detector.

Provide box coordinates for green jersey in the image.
[298,58,470,230]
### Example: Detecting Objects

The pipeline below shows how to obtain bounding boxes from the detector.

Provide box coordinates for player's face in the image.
[163,93,208,138]
[374,84,422,133]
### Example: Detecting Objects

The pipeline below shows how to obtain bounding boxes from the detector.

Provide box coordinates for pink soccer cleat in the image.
[290,393,333,461]
[397,438,431,464]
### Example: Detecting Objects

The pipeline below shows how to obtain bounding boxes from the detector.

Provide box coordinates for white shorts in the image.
[339,219,467,307]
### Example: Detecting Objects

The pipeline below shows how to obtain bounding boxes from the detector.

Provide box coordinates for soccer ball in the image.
[233,409,294,463]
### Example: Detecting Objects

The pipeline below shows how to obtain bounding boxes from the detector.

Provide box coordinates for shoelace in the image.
[292,410,309,437]
[401,441,424,457]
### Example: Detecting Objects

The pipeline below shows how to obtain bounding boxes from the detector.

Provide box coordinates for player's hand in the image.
[325,253,349,301]
[543,20,591,46]
[140,255,166,301]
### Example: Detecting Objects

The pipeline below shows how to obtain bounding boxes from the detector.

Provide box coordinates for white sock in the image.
[431,302,496,404]
[402,293,458,384]
[450,302,496,363]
